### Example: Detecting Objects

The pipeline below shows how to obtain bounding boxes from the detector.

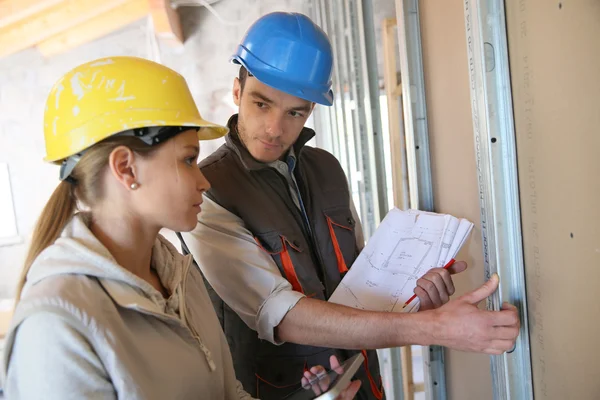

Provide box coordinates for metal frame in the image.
[382,15,425,400]
[341,0,373,237]
[312,0,446,398]
[395,0,433,212]
[310,0,389,239]
[356,0,389,223]
[311,1,405,399]
[395,1,445,399]
[463,1,534,399]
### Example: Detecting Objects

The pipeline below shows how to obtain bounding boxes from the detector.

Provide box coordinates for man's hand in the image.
[432,273,520,354]
[302,355,361,399]
[415,261,468,311]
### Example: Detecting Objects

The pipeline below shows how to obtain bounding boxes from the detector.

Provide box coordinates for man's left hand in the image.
[414,261,468,311]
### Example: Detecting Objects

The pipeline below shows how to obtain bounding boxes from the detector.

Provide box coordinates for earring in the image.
[130,182,139,190]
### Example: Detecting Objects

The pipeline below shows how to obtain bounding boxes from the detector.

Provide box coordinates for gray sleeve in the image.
[4,312,115,400]
[181,196,305,345]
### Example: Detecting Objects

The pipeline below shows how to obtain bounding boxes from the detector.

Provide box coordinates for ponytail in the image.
[14,135,159,302]
[15,180,76,301]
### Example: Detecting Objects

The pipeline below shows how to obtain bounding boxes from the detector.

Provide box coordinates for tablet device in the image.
[282,352,365,400]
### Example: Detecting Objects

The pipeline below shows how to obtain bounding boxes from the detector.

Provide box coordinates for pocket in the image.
[255,348,334,399]
[254,231,305,294]
[323,208,357,274]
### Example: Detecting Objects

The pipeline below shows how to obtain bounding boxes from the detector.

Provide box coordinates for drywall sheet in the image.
[419,1,493,399]
[505,1,600,398]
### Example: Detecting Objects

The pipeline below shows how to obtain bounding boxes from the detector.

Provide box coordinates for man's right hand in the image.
[432,273,520,355]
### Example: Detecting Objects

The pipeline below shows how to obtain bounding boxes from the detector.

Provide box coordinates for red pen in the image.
[402,258,456,310]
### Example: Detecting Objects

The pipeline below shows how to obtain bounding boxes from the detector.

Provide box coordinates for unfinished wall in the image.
[0,0,309,299]
[506,1,600,398]
[371,0,399,89]
[418,1,493,399]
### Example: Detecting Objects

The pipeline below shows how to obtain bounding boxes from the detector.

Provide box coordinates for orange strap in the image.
[280,237,304,293]
[254,236,304,294]
[326,216,350,274]
[361,350,384,400]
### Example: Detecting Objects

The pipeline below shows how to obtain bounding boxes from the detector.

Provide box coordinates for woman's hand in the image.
[301,355,361,399]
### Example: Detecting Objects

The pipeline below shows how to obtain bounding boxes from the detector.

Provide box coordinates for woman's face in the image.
[132,129,210,232]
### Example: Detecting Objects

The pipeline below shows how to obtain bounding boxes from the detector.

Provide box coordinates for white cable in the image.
[170,0,244,26]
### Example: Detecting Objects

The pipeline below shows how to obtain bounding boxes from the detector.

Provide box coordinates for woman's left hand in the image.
[301,355,361,399]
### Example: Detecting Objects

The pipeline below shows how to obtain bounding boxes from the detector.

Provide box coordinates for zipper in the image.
[269,168,309,233]
[265,166,329,292]
[124,301,216,371]
[179,256,217,371]
[290,168,329,290]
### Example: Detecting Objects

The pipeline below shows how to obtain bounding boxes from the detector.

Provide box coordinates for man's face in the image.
[232,76,314,163]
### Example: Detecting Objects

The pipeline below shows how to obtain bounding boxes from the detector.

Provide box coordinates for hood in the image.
[21,213,190,305]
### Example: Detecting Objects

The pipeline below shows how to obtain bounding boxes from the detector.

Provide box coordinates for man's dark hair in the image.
[239,66,250,93]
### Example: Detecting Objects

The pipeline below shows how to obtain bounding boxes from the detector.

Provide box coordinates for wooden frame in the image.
[382,17,409,211]
[381,17,424,400]
[0,0,183,59]
[148,0,184,45]
[37,0,149,57]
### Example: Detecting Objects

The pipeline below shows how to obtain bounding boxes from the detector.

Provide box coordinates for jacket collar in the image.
[23,213,192,319]
[224,114,316,171]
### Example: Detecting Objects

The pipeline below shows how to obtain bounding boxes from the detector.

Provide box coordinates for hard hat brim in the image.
[44,109,228,164]
[231,55,334,106]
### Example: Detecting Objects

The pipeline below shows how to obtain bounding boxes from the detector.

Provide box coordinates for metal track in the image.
[463,1,534,399]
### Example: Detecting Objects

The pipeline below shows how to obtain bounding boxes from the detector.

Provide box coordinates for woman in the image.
[0,57,359,399]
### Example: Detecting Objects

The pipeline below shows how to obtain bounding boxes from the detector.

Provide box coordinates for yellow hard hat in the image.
[43,56,228,164]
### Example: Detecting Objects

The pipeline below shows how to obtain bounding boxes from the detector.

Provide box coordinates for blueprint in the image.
[328,208,473,313]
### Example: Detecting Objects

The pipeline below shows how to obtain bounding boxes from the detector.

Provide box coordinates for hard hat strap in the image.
[59,126,199,182]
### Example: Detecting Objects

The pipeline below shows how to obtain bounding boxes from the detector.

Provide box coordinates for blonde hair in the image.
[15,136,159,301]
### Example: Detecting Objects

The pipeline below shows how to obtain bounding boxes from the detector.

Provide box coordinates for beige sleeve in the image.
[181,196,305,345]
[235,380,258,400]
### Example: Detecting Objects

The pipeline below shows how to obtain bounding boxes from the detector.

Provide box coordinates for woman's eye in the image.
[186,157,197,165]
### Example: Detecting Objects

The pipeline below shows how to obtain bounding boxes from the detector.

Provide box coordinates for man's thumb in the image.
[460,273,499,305]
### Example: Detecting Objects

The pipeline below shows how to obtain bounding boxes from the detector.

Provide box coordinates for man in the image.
[179,12,519,399]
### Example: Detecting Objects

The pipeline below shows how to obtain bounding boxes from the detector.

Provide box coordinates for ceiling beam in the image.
[0,0,65,29]
[37,0,149,57]
[0,0,131,58]
[148,0,184,46]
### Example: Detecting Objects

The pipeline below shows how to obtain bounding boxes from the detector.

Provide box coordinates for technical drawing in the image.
[329,208,473,313]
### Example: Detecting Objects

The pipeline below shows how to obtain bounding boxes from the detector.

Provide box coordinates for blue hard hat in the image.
[231,12,334,106]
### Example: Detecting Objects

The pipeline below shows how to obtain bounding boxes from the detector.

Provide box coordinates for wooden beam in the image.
[382,17,410,210]
[394,83,403,97]
[0,0,65,29]
[37,0,149,57]
[0,309,12,338]
[0,0,131,58]
[148,0,184,45]
[412,383,425,393]
[401,346,415,400]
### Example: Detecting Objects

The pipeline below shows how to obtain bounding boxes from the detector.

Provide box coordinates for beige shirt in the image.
[182,173,364,345]
[2,214,254,400]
